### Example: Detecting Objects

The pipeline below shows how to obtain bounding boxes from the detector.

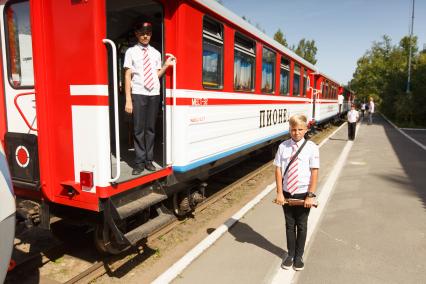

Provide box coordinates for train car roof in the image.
[318,72,342,86]
[193,0,318,72]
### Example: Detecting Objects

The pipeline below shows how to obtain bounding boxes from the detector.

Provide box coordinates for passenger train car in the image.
[0,0,344,253]
[0,143,15,283]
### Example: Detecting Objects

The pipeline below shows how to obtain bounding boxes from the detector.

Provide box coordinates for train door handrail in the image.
[165,53,176,165]
[14,92,37,131]
[103,39,121,183]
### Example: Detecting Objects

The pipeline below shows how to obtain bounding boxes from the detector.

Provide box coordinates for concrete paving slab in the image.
[170,123,352,284]
[167,114,426,284]
[296,115,426,284]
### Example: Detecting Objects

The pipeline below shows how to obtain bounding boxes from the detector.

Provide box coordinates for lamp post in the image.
[406,0,415,94]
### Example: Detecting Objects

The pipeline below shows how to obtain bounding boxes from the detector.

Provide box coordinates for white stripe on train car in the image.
[70,84,109,96]
[70,85,111,192]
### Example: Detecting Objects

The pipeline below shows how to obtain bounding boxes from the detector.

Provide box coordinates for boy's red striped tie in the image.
[287,144,299,194]
[143,47,154,91]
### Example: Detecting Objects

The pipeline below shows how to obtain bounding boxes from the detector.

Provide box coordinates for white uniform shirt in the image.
[273,138,320,195]
[369,101,375,113]
[123,44,162,96]
[348,109,359,123]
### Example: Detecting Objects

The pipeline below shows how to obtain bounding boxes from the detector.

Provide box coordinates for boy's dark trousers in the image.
[282,192,310,259]
[132,94,161,166]
[348,122,356,140]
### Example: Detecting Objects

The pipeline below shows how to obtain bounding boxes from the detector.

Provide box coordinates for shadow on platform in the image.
[379,114,426,209]
[213,221,286,259]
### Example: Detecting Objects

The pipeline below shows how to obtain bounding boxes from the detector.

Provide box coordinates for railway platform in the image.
[155,114,426,284]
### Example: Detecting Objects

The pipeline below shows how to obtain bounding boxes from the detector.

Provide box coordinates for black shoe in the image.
[132,164,144,175]
[281,255,293,270]
[293,257,304,271]
[145,161,156,171]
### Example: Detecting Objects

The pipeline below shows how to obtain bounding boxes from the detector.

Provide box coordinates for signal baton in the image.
[273,198,319,208]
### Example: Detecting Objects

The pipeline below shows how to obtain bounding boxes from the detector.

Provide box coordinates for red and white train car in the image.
[0,0,344,252]
[311,72,342,124]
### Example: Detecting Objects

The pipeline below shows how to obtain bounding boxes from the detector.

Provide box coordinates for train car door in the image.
[106,0,167,183]
[0,0,39,193]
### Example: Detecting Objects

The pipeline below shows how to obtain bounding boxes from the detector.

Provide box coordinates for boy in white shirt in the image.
[274,114,319,271]
[347,104,359,140]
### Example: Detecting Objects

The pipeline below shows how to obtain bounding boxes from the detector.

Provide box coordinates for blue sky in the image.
[220,0,426,85]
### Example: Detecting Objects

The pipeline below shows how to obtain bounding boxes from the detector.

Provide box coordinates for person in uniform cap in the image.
[123,21,175,174]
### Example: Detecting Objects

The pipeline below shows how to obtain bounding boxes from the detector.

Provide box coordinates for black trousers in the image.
[348,122,356,140]
[282,192,310,259]
[132,94,160,166]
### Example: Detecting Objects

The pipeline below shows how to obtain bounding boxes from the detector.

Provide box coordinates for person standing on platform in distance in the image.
[124,22,175,175]
[347,104,359,141]
[273,114,319,271]
[368,97,375,125]
[361,102,366,118]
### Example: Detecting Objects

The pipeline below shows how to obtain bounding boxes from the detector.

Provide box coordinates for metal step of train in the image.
[114,191,168,220]
[109,181,168,220]
[103,181,176,248]
[125,205,175,245]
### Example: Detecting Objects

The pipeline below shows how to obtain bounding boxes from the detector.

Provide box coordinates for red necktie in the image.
[143,47,154,91]
[287,143,299,194]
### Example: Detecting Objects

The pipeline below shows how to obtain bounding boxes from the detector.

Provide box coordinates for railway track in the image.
[65,159,274,284]
[6,122,341,284]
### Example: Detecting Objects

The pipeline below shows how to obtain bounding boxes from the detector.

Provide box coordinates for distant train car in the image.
[0,0,343,253]
[0,143,15,283]
[310,72,341,124]
[340,86,355,113]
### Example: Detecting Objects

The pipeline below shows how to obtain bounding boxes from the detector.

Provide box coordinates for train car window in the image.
[328,85,331,99]
[261,47,275,94]
[202,17,224,89]
[4,0,34,88]
[234,33,255,92]
[326,83,330,98]
[279,57,290,95]
[323,81,327,98]
[314,77,317,91]
[293,64,301,96]
[303,70,308,97]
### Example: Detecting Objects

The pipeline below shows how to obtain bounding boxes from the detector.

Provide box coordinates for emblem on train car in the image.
[15,145,30,168]
[259,109,289,128]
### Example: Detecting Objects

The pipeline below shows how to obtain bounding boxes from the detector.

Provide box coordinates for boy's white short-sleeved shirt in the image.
[123,44,162,96]
[273,138,319,195]
[348,109,359,123]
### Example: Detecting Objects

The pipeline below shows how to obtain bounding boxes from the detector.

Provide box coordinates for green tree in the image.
[273,29,288,47]
[351,34,426,127]
[293,39,317,65]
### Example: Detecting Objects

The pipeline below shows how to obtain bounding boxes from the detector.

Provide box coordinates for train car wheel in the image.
[173,193,191,217]
[94,223,130,255]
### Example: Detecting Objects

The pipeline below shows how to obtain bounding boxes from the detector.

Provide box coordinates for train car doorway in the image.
[106,0,165,183]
